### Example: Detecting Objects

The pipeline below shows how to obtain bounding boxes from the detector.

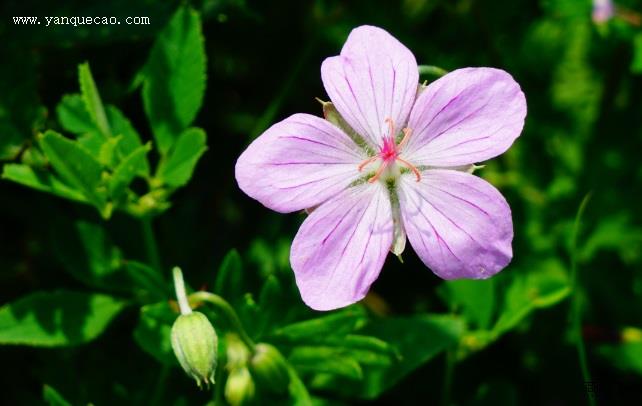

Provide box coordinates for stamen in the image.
[397,128,412,151]
[397,157,421,182]
[358,156,378,172]
[367,163,387,183]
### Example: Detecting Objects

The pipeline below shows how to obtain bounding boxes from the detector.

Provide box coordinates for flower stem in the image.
[570,193,595,406]
[418,65,449,78]
[141,217,162,273]
[172,267,192,315]
[189,291,255,350]
[441,350,455,406]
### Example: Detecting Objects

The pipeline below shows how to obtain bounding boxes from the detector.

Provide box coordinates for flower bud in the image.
[225,367,255,406]
[171,311,218,388]
[249,343,290,393]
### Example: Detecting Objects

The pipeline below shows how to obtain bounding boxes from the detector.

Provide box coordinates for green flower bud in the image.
[225,367,255,406]
[171,311,218,388]
[249,343,290,393]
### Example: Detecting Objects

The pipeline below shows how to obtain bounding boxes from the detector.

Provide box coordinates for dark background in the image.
[1,0,641,404]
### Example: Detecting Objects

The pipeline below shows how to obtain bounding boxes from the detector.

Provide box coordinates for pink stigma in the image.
[358,118,421,183]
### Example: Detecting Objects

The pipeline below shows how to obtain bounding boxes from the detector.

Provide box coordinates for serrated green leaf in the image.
[106,105,149,174]
[141,6,206,154]
[289,346,363,380]
[308,314,463,399]
[270,307,368,344]
[0,291,126,346]
[38,130,110,217]
[98,135,122,167]
[56,93,96,135]
[109,143,152,199]
[2,163,87,202]
[133,301,178,365]
[214,249,243,304]
[43,385,72,406]
[78,62,110,137]
[156,127,207,188]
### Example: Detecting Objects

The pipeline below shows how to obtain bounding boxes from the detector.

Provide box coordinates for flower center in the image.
[358,118,421,183]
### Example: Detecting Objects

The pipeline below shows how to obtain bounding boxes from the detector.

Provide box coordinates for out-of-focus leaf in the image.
[98,135,122,167]
[0,291,126,346]
[156,127,207,188]
[270,307,368,345]
[109,143,152,199]
[37,130,110,217]
[0,121,24,160]
[78,62,110,138]
[141,6,206,154]
[287,364,313,406]
[580,214,642,264]
[255,275,284,337]
[440,278,495,329]
[133,301,178,365]
[309,314,464,399]
[289,346,363,380]
[214,249,243,303]
[43,385,72,406]
[52,220,122,288]
[493,260,571,336]
[598,330,642,375]
[56,94,95,135]
[631,33,642,74]
[122,261,168,301]
[1,164,86,202]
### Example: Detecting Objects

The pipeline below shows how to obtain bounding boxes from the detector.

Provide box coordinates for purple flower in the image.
[236,25,526,311]
[593,0,615,23]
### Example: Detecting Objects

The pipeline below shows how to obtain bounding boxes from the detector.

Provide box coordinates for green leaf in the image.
[287,364,313,406]
[156,127,207,188]
[598,340,642,375]
[631,33,642,74]
[289,346,363,380]
[0,291,126,346]
[38,130,110,217]
[270,307,368,345]
[98,135,122,167]
[106,105,149,174]
[2,163,87,202]
[493,260,571,336]
[43,385,72,406]
[78,62,111,137]
[308,314,463,399]
[141,6,206,154]
[440,278,495,329]
[56,93,96,135]
[214,249,243,303]
[123,261,168,300]
[0,120,25,160]
[133,301,178,365]
[109,143,152,199]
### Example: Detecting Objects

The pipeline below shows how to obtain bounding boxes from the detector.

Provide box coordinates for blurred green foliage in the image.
[1,0,642,404]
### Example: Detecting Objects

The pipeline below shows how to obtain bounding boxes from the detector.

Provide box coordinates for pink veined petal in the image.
[398,169,513,280]
[235,113,366,213]
[404,67,526,167]
[321,25,419,147]
[290,183,393,311]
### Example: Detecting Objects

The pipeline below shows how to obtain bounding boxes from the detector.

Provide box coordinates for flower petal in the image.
[290,183,393,311]
[404,68,526,167]
[235,113,366,213]
[398,169,513,280]
[321,25,419,147]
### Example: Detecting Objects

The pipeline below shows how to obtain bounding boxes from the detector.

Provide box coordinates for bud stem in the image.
[189,291,255,350]
[173,267,193,315]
